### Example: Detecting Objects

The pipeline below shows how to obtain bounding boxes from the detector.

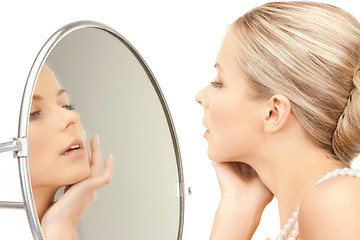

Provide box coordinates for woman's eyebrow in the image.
[32,89,68,100]
[57,89,67,97]
[32,95,42,100]
[214,63,224,73]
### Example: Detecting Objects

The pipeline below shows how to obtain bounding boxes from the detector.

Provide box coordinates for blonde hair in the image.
[230,1,360,166]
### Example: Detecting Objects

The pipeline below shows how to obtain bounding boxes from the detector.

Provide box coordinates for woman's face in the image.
[195,32,265,163]
[28,65,90,189]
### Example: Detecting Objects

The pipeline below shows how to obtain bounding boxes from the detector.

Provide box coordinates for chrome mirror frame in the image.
[17,20,185,240]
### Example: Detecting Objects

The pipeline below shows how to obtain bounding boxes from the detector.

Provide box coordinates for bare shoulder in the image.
[298,176,360,240]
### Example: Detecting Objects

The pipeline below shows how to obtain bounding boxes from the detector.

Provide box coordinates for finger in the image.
[90,135,102,177]
[212,162,231,182]
[90,154,114,189]
[212,161,229,172]
[83,130,91,165]
[102,154,114,182]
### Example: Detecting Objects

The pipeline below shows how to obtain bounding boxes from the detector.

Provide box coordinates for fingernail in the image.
[108,154,113,164]
[95,135,99,144]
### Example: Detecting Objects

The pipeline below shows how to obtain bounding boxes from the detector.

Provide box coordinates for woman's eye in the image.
[63,104,75,111]
[29,111,40,120]
[210,81,223,88]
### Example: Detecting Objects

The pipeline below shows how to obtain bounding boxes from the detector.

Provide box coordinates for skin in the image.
[28,65,113,239]
[195,31,360,239]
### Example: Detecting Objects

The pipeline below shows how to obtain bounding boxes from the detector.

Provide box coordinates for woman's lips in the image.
[62,148,85,158]
[61,139,85,158]
[204,129,209,138]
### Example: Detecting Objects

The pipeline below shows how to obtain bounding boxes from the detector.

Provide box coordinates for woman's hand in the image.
[41,136,114,240]
[210,162,273,240]
[213,162,273,207]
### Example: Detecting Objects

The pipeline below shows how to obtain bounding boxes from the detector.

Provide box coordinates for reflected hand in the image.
[41,136,114,240]
[210,162,273,240]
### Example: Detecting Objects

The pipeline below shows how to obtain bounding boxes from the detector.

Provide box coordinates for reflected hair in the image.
[229,1,360,166]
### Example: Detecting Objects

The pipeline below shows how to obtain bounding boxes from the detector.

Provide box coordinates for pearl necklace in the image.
[271,167,360,240]
[274,208,299,240]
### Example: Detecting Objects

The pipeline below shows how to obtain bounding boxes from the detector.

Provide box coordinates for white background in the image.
[1,1,360,239]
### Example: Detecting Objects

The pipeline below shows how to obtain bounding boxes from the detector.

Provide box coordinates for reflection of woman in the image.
[196,2,360,239]
[28,64,113,239]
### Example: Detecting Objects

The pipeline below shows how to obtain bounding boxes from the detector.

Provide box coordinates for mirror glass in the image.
[27,22,184,239]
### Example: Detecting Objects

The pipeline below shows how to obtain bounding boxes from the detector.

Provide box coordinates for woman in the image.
[196,2,360,239]
[28,64,113,239]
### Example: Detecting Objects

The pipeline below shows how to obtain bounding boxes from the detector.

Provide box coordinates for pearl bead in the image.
[284,223,290,230]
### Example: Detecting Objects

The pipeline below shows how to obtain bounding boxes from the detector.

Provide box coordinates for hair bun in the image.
[332,65,360,165]
[353,66,360,82]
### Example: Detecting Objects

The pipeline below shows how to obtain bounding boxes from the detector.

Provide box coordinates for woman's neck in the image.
[268,153,342,226]
[250,122,344,226]
[32,186,58,221]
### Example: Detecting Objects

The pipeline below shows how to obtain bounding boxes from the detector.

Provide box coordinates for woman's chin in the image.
[207,152,226,163]
[207,151,242,163]
[62,165,91,186]
[75,167,91,183]
[207,146,222,160]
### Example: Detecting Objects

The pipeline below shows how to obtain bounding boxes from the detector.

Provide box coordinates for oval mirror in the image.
[19,21,184,239]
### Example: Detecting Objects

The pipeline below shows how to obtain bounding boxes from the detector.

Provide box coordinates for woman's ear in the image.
[263,94,292,133]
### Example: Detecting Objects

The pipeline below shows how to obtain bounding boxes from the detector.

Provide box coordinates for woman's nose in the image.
[60,107,80,130]
[195,86,208,109]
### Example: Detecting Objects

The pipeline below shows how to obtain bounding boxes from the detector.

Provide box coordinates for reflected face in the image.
[195,32,264,163]
[28,65,90,188]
